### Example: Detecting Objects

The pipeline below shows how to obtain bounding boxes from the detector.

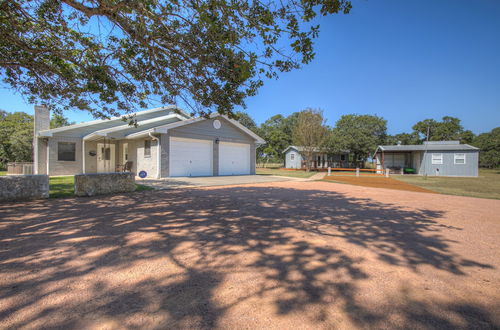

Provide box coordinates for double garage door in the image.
[169,137,250,177]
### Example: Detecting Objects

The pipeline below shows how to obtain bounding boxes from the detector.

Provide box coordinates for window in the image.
[102,147,111,161]
[290,153,295,160]
[144,140,151,158]
[431,153,443,165]
[454,153,466,164]
[57,142,76,161]
[340,154,346,161]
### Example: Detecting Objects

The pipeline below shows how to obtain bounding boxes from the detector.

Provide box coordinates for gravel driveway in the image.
[1,181,499,329]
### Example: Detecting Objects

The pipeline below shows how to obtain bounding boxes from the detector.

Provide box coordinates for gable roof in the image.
[38,105,190,138]
[126,113,265,144]
[283,146,349,154]
[373,141,479,159]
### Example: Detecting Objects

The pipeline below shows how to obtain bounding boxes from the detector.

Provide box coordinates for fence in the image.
[7,162,34,175]
[256,162,283,169]
[327,167,390,177]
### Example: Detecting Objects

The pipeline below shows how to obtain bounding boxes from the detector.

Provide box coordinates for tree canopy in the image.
[472,127,500,168]
[292,108,328,170]
[1,0,351,118]
[412,116,474,143]
[0,110,73,169]
[329,114,387,161]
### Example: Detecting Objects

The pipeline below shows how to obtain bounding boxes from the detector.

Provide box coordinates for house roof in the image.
[283,146,349,154]
[126,113,266,144]
[374,141,479,155]
[38,106,190,138]
[82,114,185,141]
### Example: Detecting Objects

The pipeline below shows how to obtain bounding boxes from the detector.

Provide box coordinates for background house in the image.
[373,141,479,176]
[283,146,349,169]
[33,105,264,178]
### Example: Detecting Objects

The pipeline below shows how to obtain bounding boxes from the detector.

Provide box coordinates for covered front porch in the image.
[374,151,422,174]
[82,136,159,178]
[301,152,351,170]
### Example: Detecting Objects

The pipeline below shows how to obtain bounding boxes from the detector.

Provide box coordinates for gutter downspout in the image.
[149,132,161,179]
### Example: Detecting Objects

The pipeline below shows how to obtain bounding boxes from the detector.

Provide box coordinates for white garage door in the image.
[219,142,250,175]
[170,137,213,176]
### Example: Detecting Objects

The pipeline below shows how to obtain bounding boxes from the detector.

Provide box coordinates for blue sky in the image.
[1,0,499,135]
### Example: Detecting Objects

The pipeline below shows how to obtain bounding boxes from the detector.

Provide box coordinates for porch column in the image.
[156,136,161,179]
[381,151,385,169]
[82,140,86,173]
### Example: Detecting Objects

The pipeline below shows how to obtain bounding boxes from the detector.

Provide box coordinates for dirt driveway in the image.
[1,181,499,329]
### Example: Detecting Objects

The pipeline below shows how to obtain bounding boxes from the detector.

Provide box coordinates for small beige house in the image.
[33,105,264,178]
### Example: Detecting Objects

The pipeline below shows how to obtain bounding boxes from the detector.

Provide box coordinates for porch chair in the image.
[123,161,133,172]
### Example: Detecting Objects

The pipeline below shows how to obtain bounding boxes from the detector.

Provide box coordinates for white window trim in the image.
[454,153,466,165]
[431,153,443,165]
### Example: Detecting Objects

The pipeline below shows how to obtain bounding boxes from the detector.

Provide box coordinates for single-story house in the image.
[283,146,349,169]
[373,141,479,176]
[33,105,265,178]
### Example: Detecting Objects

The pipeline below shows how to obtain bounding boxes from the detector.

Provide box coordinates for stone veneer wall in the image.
[74,172,136,197]
[0,175,49,202]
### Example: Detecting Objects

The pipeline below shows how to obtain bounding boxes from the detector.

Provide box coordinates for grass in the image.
[393,168,500,200]
[256,168,317,178]
[0,171,6,176]
[49,175,154,198]
[49,176,75,198]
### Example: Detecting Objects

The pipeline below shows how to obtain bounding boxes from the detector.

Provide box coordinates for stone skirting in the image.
[0,175,49,202]
[75,172,136,197]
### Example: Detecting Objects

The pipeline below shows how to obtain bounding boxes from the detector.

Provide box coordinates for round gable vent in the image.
[213,119,221,129]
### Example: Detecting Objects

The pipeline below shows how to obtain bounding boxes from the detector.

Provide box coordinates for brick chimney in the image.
[33,105,50,174]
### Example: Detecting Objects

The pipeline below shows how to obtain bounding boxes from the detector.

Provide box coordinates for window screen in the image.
[454,153,466,164]
[431,153,443,165]
[58,142,76,161]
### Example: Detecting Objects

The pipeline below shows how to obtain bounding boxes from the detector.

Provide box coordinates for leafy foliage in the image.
[0,0,351,118]
[412,116,474,143]
[329,114,387,161]
[50,113,75,129]
[472,127,500,168]
[292,108,328,170]
[0,110,73,169]
[0,111,33,168]
[258,113,299,161]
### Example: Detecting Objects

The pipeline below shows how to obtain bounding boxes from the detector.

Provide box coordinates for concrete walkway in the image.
[138,175,293,189]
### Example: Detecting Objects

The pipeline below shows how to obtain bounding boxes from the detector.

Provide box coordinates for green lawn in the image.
[49,176,75,198]
[49,175,154,198]
[256,168,317,178]
[393,169,500,200]
[0,171,6,176]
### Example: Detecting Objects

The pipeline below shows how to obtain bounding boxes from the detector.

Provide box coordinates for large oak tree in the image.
[0,0,351,119]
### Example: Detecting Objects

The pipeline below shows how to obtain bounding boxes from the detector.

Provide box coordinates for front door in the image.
[97,143,116,172]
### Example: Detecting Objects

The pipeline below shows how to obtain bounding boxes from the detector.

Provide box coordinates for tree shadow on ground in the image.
[0,186,497,328]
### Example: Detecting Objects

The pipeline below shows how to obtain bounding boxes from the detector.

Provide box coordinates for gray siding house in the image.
[373,141,479,177]
[284,146,349,169]
[33,105,264,178]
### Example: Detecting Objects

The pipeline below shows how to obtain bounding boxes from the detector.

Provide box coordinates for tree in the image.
[259,114,292,162]
[292,109,328,171]
[0,111,74,169]
[412,116,473,143]
[472,127,500,168]
[330,114,387,162]
[1,0,351,119]
[385,132,421,145]
[233,111,258,134]
[0,111,34,168]
[50,113,75,129]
